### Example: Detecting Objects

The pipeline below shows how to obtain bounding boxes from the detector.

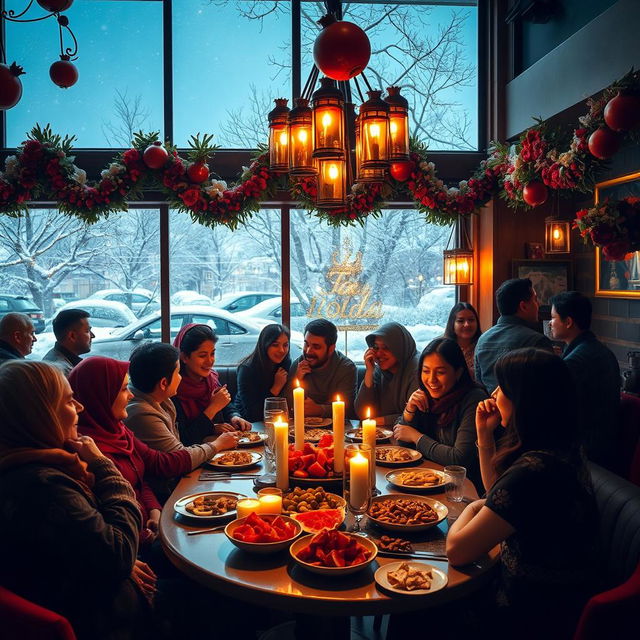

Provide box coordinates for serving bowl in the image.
[224,514,301,555]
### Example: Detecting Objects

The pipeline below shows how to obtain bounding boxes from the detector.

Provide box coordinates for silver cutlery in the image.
[186,525,227,536]
[377,550,449,562]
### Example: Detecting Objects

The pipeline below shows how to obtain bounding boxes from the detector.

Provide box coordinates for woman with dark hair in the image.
[172,323,251,446]
[235,324,291,422]
[393,337,488,486]
[446,348,599,639]
[443,302,482,379]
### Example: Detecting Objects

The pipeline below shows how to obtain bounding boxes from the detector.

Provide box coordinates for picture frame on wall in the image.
[512,259,573,317]
[594,171,640,299]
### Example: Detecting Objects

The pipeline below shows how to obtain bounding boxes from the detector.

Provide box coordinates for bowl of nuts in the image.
[282,486,346,514]
[367,494,448,532]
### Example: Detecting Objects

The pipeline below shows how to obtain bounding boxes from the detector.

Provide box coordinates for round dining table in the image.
[160,424,499,637]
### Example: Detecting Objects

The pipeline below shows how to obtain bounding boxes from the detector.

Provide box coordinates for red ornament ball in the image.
[522,180,548,207]
[49,58,78,88]
[389,160,413,182]
[0,62,25,110]
[37,0,73,12]
[313,20,371,81]
[187,162,210,184]
[588,126,620,160]
[143,142,169,169]
[603,92,640,132]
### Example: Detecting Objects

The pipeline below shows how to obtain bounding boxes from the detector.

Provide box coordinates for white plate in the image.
[375,446,422,467]
[207,450,262,469]
[375,561,448,595]
[367,494,448,532]
[237,432,267,448]
[385,468,447,492]
[174,491,247,520]
[346,428,393,443]
[289,427,332,443]
[304,417,332,428]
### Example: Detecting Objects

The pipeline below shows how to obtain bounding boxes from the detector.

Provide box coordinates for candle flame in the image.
[553,228,561,240]
[366,407,371,419]
[295,378,300,388]
[322,112,332,127]
[298,129,308,143]
[390,121,398,135]
[370,123,381,138]
[353,452,366,463]
[328,164,339,180]
[336,394,341,402]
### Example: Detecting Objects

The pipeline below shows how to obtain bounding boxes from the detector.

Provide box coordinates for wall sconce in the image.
[545,217,571,253]
[443,218,474,285]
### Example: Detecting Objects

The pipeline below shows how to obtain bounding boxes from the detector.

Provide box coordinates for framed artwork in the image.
[594,171,640,298]
[512,259,573,316]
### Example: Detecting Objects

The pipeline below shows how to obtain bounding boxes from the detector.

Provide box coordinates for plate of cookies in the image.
[375,561,448,595]
[174,491,246,520]
[236,431,267,447]
[385,468,447,492]
[207,450,262,469]
[367,494,448,532]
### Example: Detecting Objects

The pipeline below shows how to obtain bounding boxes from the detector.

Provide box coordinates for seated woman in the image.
[393,337,488,487]
[0,361,146,640]
[235,324,291,422]
[443,302,482,379]
[354,322,419,425]
[446,348,599,639]
[69,356,197,545]
[173,323,251,446]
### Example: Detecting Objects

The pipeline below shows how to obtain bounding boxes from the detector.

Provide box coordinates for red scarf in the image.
[426,381,476,429]
[173,323,220,420]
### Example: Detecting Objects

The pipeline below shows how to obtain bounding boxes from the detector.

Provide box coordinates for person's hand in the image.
[230,416,252,432]
[393,424,422,445]
[213,422,236,434]
[146,509,161,535]
[65,435,105,464]
[295,359,312,380]
[406,389,428,414]
[209,384,231,414]
[131,559,157,601]
[304,397,322,416]
[363,348,376,372]
[475,397,502,444]
[271,367,288,395]
[214,431,240,452]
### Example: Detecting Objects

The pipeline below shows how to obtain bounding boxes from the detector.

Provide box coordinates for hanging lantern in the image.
[545,217,571,253]
[443,219,474,285]
[355,112,384,182]
[311,77,345,158]
[268,98,290,173]
[384,86,410,162]
[288,98,315,176]
[359,90,390,178]
[316,157,346,208]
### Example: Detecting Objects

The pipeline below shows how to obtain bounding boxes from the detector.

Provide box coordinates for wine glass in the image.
[263,397,288,477]
[344,443,372,535]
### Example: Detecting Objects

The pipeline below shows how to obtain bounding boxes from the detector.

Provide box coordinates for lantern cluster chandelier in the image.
[267,12,410,209]
[0,0,79,110]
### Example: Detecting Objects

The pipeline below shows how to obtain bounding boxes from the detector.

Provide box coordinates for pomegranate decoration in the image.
[0,62,25,110]
[313,15,370,81]
[522,180,548,207]
[588,126,620,160]
[143,141,169,169]
[50,56,78,88]
[389,160,414,183]
[187,162,210,184]
[603,92,640,132]
[37,0,74,12]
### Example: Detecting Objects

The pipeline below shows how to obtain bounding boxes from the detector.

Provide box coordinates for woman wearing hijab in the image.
[355,322,419,425]
[394,337,488,488]
[235,324,291,422]
[0,361,146,640]
[172,323,251,446]
[69,356,194,546]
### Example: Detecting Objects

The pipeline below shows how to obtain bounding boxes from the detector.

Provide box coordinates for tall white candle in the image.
[274,418,289,491]
[332,394,345,474]
[362,408,377,491]
[293,379,305,451]
[349,452,369,510]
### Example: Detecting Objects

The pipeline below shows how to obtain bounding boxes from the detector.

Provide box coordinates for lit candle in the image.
[370,123,380,160]
[349,452,369,510]
[362,408,377,491]
[321,111,331,146]
[236,498,261,519]
[332,394,345,474]
[293,379,305,451]
[274,418,289,490]
[258,494,282,514]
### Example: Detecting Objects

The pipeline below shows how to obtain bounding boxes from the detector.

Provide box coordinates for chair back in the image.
[618,392,640,484]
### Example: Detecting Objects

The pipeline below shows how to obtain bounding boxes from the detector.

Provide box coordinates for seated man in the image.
[0,312,37,361]
[287,319,357,418]
[549,291,621,467]
[474,278,553,392]
[43,309,94,376]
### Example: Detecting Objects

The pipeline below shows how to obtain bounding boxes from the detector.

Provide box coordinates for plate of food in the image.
[236,431,267,447]
[174,491,246,520]
[375,446,422,467]
[375,561,448,595]
[346,427,393,443]
[282,486,346,515]
[367,494,448,532]
[207,450,262,469]
[304,417,332,428]
[385,468,447,492]
[289,427,332,443]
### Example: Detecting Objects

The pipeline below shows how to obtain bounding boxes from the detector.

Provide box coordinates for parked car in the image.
[0,294,45,333]
[87,305,303,366]
[236,297,308,329]
[215,291,279,314]
[89,288,159,317]
[171,290,214,306]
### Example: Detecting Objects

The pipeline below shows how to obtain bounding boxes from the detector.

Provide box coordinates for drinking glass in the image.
[444,465,467,503]
[344,443,372,534]
[263,397,288,474]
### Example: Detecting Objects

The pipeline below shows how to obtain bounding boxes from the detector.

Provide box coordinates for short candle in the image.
[236,498,261,519]
[258,494,282,514]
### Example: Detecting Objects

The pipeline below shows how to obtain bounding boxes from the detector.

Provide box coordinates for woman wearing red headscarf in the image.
[172,323,251,446]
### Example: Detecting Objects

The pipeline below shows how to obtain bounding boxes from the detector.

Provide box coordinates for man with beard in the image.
[287,319,357,418]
